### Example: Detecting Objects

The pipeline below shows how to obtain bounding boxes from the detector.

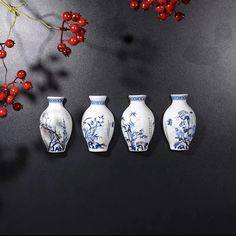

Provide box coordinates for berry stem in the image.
[7,13,17,38]
[60,20,66,43]
[0,0,19,15]
[0,0,60,31]
[17,9,60,30]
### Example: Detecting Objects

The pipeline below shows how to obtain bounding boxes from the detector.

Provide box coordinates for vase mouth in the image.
[171,94,188,100]
[89,95,107,101]
[47,96,65,103]
[89,96,107,104]
[129,95,147,101]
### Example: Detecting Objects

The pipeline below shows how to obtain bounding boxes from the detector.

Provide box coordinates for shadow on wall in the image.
[0,146,29,215]
[86,33,158,89]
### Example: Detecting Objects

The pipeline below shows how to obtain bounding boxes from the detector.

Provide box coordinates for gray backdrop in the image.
[0,0,235,234]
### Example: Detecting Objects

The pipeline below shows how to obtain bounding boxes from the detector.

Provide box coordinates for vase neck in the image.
[171,94,188,105]
[89,95,107,106]
[47,97,64,108]
[129,95,146,105]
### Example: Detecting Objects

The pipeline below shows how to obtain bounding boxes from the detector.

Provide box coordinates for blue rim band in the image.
[171,95,188,100]
[48,98,64,103]
[129,96,146,101]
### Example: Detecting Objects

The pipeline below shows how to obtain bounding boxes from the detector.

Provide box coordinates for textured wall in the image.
[0,0,236,234]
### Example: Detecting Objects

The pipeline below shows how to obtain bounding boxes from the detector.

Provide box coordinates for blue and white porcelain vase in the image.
[39,97,73,153]
[81,96,115,152]
[163,94,196,151]
[121,95,155,152]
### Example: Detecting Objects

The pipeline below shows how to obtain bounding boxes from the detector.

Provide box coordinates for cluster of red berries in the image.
[57,11,88,57]
[0,39,15,59]
[0,70,33,118]
[129,0,191,22]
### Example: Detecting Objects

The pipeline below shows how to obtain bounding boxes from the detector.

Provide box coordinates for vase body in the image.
[39,97,73,153]
[163,94,196,151]
[81,96,115,152]
[121,95,155,152]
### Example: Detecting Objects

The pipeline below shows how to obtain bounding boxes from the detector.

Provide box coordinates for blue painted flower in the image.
[82,115,106,150]
[122,112,148,151]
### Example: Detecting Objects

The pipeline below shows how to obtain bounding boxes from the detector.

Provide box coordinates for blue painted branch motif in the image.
[122,112,148,151]
[82,115,107,150]
[40,113,68,152]
[167,110,196,150]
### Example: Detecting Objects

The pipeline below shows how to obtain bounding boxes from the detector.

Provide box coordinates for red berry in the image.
[63,12,72,21]
[22,81,33,90]
[0,107,7,118]
[175,12,185,21]
[72,12,81,21]
[78,28,86,36]
[67,36,80,46]
[16,70,27,79]
[155,5,165,13]
[129,0,139,10]
[6,95,14,104]
[5,39,15,48]
[13,102,23,111]
[140,0,151,10]
[0,50,7,59]
[78,17,87,27]
[10,86,19,97]
[57,43,66,52]
[0,91,7,101]
[76,34,85,42]
[159,12,168,20]
[69,24,79,33]
[63,47,72,57]
[165,3,174,13]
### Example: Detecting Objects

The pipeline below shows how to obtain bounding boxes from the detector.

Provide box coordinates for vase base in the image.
[170,147,189,151]
[88,149,108,153]
[128,149,148,152]
[48,150,66,154]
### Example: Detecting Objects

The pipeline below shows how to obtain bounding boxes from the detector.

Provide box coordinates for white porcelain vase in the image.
[39,97,73,153]
[121,95,155,152]
[163,94,196,151]
[81,96,115,152]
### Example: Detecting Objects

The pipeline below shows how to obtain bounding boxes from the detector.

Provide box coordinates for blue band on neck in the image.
[91,101,105,105]
[129,95,146,101]
[48,98,64,103]
[171,95,188,100]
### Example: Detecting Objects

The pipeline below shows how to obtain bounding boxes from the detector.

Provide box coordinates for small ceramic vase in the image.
[121,95,155,152]
[39,97,72,153]
[163,94,196,151]
[81,96,115,152]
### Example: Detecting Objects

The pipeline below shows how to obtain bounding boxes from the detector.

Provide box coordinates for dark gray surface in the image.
[0,0,235,234]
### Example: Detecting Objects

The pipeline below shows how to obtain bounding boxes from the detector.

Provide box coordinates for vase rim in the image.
[89,96,107,104]
[89,95,107,99]
[128,95,147,101]
[171,94,188,100]
[129,94,147,97]
[47,96,65,100]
